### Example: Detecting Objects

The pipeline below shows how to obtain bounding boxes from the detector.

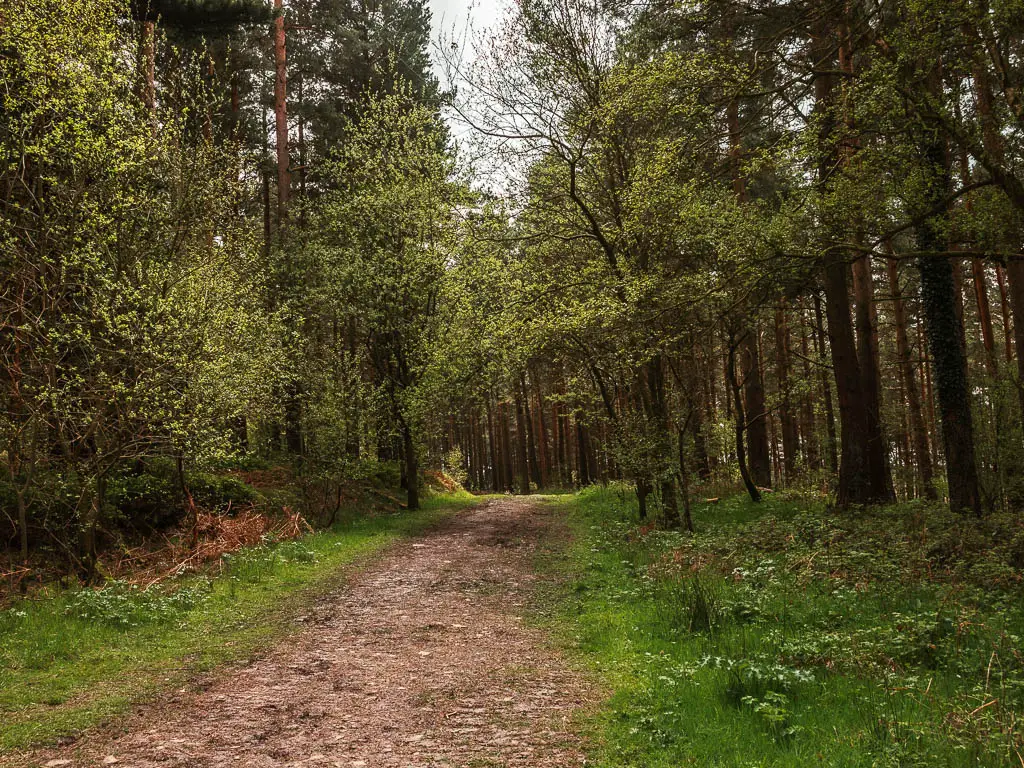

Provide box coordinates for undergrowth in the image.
[543,484,1024,767]
[0,488,484,752]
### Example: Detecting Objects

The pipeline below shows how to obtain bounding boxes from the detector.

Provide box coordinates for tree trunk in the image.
[514,392,531,494]
[798,299,820,469]
[559,403,571,484]
[727,94,771,489]
[851,252,896,502]
[403,422,419,510]
[728,338,761,503]
[80,475,107,580]
[501,403,515,492]
[915,114,982,514]
[474,412,486,490]
[814,16,889,506]
[692,390,711,480]
[774,301,799,483]
[576,422,591,487]
[587,427,599,487]
[17,486,28,564]
[742,327,771,488]
[273,0,290,224]
[887,254,937,499]
[487,399,500,492]
[823,249,884,506]
[533,377,550,488]
[678,427,695,532]
[284,384,302,455]
[971,260,998,376]
[642,355,680,525]
[636,479,650,520]
[813,291,838,473]
[552,401,562,485]
[996,265,1013,363]
[521,376,541,489]
[839,15,895,503]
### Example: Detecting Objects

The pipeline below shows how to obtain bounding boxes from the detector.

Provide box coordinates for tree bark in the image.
[813,292,838,473]
[501,402,514,492]
[728,336,761,503]
[774,301,799,482]
[643,355,681,526]
[887,254,937,499]
[636,479,650,519]
[742,327,771,488]
[576,422,591,487]
[514,391,531,494]
[996,265,1013,363]
[970,34,1024,432]
[840,14,896,504]
[727,94,771,489]
[403,422,419,510]
[521,376,541,489]
[273,0,290,224]
[678,427,695,532]
[533,376,550,488]
[797,299,819,469]
[851,252,896,502]
[915,118,982,515]
[487,399,500,492]
[813,14,890,505]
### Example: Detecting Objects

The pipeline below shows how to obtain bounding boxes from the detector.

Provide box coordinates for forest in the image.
[4,0,1024,764]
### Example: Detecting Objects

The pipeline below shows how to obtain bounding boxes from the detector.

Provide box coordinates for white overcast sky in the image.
[426,0,507,72]
[426,0,510,185]
[427,0,504,36]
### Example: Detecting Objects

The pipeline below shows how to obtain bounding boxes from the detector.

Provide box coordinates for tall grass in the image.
[541,484,1024,767]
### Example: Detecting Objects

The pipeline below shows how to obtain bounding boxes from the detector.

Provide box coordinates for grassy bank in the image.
[544,485,1024,767]
[0,490,483,753]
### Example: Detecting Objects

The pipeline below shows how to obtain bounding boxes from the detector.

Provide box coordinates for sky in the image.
[426,0,506,73]
[425,0,510,184]
[427,0,504,38]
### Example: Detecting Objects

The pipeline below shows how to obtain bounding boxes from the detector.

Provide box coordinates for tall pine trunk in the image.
[774,301,799,483]
[273,0,289,222]
[887,254,937,499]
[514,391,531,494]
[727,96,771,489]
[915,130,982,515]
[813,12,888,506]
[403,422,419,510]
[728,335,761,503]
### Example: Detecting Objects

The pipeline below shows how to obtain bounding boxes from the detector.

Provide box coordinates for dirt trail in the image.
[13,498,593,768]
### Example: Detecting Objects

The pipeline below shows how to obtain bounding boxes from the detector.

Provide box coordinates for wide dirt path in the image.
[11,498,593,768]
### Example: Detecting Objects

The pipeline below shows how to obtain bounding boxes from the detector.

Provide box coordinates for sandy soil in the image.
[10,498,593,768]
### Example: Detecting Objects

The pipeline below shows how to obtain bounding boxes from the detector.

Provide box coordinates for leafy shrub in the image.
[741,691,803,741]
[66,581,207,628]
[888,611,957,669]
[443,447,468,488]
[187,471,259,510]
[106,468,181,528]
[106,461,261,532]
[704,656,814,706]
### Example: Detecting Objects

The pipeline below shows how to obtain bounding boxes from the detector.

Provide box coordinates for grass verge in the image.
[541,484,1024,767]
[0,490,484,753]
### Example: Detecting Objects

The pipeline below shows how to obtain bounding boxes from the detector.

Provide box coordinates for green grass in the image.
[0,489,486,752]
[540,484,1024,767]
